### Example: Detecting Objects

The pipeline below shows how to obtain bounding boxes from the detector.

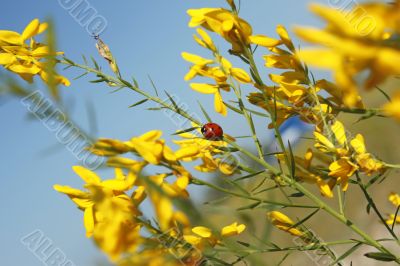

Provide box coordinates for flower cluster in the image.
[0,19,69,86]
[54,130,245,263]
[295,2,400,107]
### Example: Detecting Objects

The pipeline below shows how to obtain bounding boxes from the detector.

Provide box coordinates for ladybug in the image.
[201,123,223,140]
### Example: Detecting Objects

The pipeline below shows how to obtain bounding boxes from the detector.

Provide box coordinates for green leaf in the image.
[81,54,88,65]
[290,208,320,229]
[224,101,244,114]
[128,98,149,108]
[90,78,107,83]
[375,86,391,102]
[234,170,265,182]
[237,202,261,211]
[197,101,212,122]
[212,146,239,152]
[364,252,396,262]
[148,75,159,96]
[172,127,199,135]
[73,71,88,80]
[236,241,251,247]
[164,90,180,113]
[132,77,139,88]
[287,140,296,178]
[289,192,304,198]
[392,205,400,231]
[366,203,372,214]
[119,78,132,87]
[90,56,100,70]
[331,243,362,265]
[244,107,269,118]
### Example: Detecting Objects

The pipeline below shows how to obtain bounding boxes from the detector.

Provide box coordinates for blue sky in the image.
[0,0,331,265]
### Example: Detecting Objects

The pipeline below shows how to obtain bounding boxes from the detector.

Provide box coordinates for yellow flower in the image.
[386,192,400,225]
[350,134,385,175]
[91,130,178,165]
[389,192,400,207]
[383,91,400,122]
[295,3,400,107]
[220,222,246,237]
[290,149,334,198]
[314,121,349,156]
[187,8,252,53]
[174,130,237,175]
[193,28,217,52]
[183,52,251,116]
[267,211,304,237]
[328,158,358,191]
[0,18,69,86]
[54,166,143,260]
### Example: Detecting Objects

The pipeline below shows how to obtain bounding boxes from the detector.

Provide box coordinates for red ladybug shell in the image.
[201,123,223,140]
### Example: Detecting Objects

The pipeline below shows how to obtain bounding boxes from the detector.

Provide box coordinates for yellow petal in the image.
[214,90,227,116]
[296,49,341,69]
[350,134,366,154]
[38,22,48,34]
[83,206,94,237]
[175,146,200,160]
[231,68,252,83]
[267,211,294,225]
[72,166,102,184]
[276,24,294,51]
[163,145,177,162]
[221,222,246,237]
[183,235,202,245]
[190,83,218,94]
[331,121,347,146]
[0,30,22,45]
[249,34,281,47]
[22,18,40,41]
[192,226,212,238]
[138,130,162,142]
[0,53,16,65]
[53,184,89,198]
[181,52,213,66]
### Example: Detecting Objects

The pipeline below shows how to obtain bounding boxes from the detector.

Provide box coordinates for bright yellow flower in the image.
[174,130,237,175]
[314,121,349,156]
[187,8,252,53]
[220,222,246,237]
[289,149,334,198]
[328,158,358,191]
[183,52,251,116]
[295,3,400,107]
[0,18,69,86]
[90,130,178,165]
[193,28,217,52]
[389,192,400,207]
[350,134,384,175]
[386,192,400,225]
[383,91,400,122]
[267,211,304,237]
[54,166,143,260]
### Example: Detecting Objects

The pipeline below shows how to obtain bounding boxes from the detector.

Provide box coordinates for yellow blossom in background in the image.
[383,91,400,122]
[0,18,69,86]
[220,222,246,237]
[267,211,304,237]
[389,192,400,207]
[386,192,400,225]
[295,3,400,107]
